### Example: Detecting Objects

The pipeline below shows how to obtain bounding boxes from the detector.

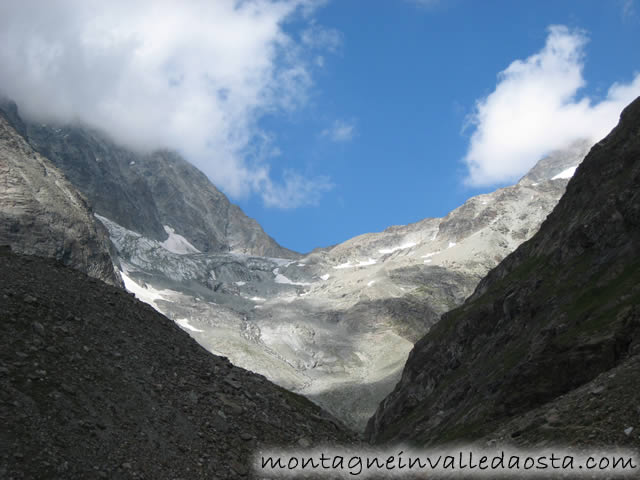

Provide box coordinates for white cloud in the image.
[321,119,356,142]
[257,169,334,209]
[622,0,636,18]
[301,23,342,52]
[463,25,640,187]
[0,0,334,208]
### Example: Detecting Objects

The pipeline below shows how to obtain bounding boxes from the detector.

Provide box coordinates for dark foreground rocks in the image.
[0,250,355,479]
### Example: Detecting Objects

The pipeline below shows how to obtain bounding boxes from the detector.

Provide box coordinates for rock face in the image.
[0,250,355,479]
[92,138,586,432]
[365,97,640,447]
[0,113,121,286]
[0,99,592,432]
[0,100,298,259]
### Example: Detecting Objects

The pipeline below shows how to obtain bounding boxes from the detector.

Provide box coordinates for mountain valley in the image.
[0,100,593,431]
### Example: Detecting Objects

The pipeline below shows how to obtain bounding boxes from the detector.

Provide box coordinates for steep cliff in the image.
[0,114,121,286]
[366,96,640,447]
[0,100,298,259]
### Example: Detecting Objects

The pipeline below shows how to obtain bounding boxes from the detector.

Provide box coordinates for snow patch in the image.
[235,281,246,286]
[297,263,306,267]
[424,259,432,264]
[320,274,330,281]
[367,280,375,287]
[421,251,439,258]
[275,273,312,286]
[176,318,204,333]
[160,226,200,255]
[120,270,174,308]
[448,242,457,248]
[250,296,266,302]
[552,165,578,180]
[333,258,377,270]
[378,242,417,255]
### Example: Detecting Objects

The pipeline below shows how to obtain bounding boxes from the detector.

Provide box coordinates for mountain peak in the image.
[366,96,640,446]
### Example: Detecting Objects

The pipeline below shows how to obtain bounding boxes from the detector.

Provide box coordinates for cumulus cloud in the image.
[0,0,334,208]
[463,25,640,187]
[258,169,333,208]
[321,119,356,142]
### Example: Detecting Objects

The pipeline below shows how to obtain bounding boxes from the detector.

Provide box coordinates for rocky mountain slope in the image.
[365,96,640,447]
[0,250,355,479]
[0,99,298,259]
[0,98,593,432]
[92,139,588,432]
[0,113,120,286]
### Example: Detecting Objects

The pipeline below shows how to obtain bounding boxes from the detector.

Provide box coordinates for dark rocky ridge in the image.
[366,96,640,446]
[0,100,299,259]
[0,250,355,479]
[0,114,121,286]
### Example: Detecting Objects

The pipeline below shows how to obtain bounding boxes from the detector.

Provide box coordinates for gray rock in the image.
[0,113,121,286]
[365,96,640,446]
[0,100,297,259]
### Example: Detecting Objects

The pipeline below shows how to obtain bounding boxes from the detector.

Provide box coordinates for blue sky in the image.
[238,0,640,252]
[1,0,639,253]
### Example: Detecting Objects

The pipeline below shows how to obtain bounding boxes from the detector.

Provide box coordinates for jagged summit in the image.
[517,138,592,186]
[365,97,640,446]
[0,99,299,259]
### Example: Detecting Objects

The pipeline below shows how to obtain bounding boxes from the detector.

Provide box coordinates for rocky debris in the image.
[0,98,592,433]
[366,96,640,447]
[95,137,587,432]
[0,251,356,479]
[0,114,121,286]
[482,355,640,448]
[0,99,298,259]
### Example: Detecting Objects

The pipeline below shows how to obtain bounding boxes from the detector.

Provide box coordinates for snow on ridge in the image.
[421,251,440,258]
[120,270,175,309]
[160,225,200,255]
[176,318,204,333]
[333,258,377,270]
[378,242,417,255]
[552,165,578,180]
[274,273,313,286]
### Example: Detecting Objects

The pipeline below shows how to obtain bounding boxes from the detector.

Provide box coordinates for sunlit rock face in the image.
[0,111,120,286]
[366,97,640,447]
[95,142,585,431]
[0,98,590,431]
